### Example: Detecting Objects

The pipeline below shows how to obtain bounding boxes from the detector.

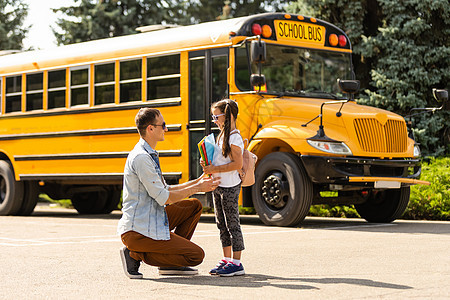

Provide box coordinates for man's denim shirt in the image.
[117,139,170,240]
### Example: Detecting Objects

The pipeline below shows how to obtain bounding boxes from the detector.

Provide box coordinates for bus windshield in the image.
[236,43,353,99]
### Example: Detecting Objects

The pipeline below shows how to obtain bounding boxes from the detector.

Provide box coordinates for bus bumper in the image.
[300,155,429,187]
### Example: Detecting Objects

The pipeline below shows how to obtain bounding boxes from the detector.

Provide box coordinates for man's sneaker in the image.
[209,259,228,275]
[119,247,143,279]
[216,262,245,277]
[158,266,198,275]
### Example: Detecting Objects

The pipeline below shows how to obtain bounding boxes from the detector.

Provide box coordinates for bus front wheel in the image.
[0,161,24,216]
[354,187,410,223]
[252,152,313,226]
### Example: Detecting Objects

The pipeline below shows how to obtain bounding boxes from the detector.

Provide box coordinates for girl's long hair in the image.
[212,99,238,158]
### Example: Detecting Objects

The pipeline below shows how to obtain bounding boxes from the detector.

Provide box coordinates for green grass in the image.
[39,194,73,209]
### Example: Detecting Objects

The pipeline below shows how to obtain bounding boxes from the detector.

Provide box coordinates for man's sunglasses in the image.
[150,122,167,130]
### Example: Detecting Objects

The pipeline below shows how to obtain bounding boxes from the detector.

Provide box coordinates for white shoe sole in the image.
[159,269,198,275]
[120,248,143,279]
[218,270,245,277]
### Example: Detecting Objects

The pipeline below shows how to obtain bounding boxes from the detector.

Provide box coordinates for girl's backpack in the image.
[230,131,258,186]
[239,139,258,187]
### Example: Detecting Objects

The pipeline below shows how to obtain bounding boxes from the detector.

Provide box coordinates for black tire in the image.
[17,181,39,216]
[355,187,410,223]
[0,161,24,216]
[252,152,313,226]
[101,188,121,214]
[71,190,108,214]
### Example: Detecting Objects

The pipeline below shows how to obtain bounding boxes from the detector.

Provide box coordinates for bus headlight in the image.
[307,140,353,155]
[413,144,421,158]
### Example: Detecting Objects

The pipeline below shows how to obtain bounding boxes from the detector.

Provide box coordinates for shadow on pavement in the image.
[140,274,412,290]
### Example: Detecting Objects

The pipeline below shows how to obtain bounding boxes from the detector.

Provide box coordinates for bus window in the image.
[212,55,228,101]
[70,66,89,106]
[147,54,180,100]
[0,77,2,114]
[237,43,351,98]
[48,69,66,109]
[189,57,205,121]
[26,72,44,111]
[188,55,205,179]
[120,59,142,103]
[5,75,22,113]
[235,46,251,91]
[94,62,115,105]
[264,45,349,95]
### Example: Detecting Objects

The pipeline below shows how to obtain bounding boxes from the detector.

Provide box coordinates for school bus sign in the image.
[274,20,325,45]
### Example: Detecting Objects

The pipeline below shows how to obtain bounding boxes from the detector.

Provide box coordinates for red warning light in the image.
[338,35,347,47]
[252,23,262,36]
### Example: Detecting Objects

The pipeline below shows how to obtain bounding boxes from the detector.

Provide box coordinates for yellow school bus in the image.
[0,13,428,225]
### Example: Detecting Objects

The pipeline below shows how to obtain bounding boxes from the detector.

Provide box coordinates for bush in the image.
[403,157,450,220]
[308,157,450,221]
[308,191,360,218]
[309,204,360,218]
[39,194,73,209]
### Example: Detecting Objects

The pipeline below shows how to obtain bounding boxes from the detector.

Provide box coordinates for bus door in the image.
[188,48,229,181]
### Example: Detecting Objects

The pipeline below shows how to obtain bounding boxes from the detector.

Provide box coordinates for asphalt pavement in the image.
[0,203,449,299]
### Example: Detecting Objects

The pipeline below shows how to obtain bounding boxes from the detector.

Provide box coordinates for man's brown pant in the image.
[121,199,204,267]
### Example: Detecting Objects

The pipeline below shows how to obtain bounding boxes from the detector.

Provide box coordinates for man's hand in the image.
[198,175,221,192]
[165,174,220,205]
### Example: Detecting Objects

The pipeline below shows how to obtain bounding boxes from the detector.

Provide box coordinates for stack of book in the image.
[198,133,215,165]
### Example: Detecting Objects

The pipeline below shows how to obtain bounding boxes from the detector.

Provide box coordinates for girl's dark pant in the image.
[213,184,245,252]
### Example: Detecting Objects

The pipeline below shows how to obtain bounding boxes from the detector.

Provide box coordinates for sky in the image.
[23,0,75,50]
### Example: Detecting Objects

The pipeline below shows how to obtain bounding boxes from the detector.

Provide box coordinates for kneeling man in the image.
[118,108,220,278]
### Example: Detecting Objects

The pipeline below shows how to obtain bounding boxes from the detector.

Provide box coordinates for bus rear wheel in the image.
[354,187,410,223]
[17,181,39,216]
[252,152,313,226]
[101,188,121,214]
[71,189,108,214]
[0,161,24,216]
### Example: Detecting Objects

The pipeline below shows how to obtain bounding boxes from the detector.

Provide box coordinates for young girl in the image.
[201,99,245,277]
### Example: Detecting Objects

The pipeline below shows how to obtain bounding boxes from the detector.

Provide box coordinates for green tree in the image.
[289,0,450,156]
[177,0,288,24]
[53,0,180,45]
[0,0,29,50]
[54,0,292,45]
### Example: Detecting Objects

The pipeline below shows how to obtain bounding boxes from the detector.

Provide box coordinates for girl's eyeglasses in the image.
[212,113,225,121]
[150,122,166,129]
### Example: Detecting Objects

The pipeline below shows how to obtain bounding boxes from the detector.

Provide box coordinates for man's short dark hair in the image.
[135,108,161,137]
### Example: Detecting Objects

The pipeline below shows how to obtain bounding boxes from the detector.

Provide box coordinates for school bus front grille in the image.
[354,118,407,153]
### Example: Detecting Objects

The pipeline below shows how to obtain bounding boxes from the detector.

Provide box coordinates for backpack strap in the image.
[231,131,248,148]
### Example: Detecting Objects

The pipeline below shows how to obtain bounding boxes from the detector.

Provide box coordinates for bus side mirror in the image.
[433,89,449,111]
[250,74,266,89]
[250,40,266,63]
[433,89,448,102]
[337,79,360,94]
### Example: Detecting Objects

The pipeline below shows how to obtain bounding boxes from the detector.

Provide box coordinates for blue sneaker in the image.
[216,262,245,277]
[209,259,228,275]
